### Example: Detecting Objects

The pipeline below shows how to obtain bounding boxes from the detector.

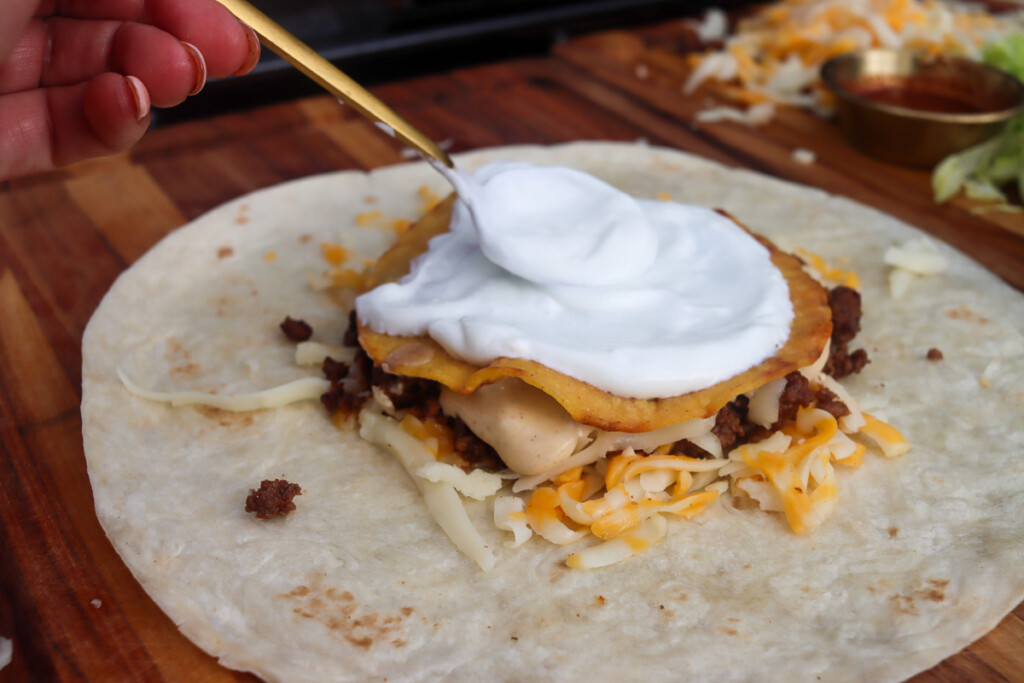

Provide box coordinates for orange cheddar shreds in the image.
[320,242,349,266]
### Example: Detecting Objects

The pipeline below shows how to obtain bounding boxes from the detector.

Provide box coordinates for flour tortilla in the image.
[82,142,1024,682]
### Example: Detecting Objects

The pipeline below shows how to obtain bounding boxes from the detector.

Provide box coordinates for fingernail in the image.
[125,75,150,121]
[181,41,207,96]
[233,24,261,76]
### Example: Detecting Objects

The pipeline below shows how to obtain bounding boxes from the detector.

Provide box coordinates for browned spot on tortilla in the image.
[919,579,949,603]
[280,580,413,650]
[888,526,900,538]
[727,617,740,623]
[889,593,918,616]
[170,362,202,379]
[944,306,989,324]
[194,406,254,429]
[718,626,739,636]
[164,337,186,358]
[298,233,313,244]
[347,636,373,650]
[234,203,250,225]
[595,595,607,606]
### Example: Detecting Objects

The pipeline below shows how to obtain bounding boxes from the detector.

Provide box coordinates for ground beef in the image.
[712,395,769,451]
[823,345,870,379]
[813,387,850,419]
[245,479,302,519]
[828,286,861,345]
[449,416,503,471]
[372,368,440,410]
[712,372,850,451]
[672,439,715,459]
[279,316,313,342]
[343,309,360,347]
[927,348,944,361]
[824,286,870,379]
[776,372,815,425]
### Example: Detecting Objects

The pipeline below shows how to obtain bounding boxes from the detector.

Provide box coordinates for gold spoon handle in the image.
[216,0,453,168]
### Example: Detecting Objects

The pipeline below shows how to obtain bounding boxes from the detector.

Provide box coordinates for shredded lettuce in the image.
[932,36,1024,209]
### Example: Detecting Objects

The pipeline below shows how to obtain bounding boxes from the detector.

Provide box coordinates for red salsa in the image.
[843,76,986,114]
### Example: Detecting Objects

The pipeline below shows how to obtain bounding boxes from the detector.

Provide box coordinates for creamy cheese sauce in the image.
[439,378,591,476]
[357,161,794,399]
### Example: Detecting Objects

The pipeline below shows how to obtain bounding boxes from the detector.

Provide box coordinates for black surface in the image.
[155,0,750,124]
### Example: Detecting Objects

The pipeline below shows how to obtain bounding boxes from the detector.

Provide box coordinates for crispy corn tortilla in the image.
[82,142,1024,682]
[359,202,832,432]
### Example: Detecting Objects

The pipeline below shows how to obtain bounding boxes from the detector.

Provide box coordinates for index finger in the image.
[143,0,257,78]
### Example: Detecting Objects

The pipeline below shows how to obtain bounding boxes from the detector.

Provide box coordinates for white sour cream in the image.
[356,161,794,399]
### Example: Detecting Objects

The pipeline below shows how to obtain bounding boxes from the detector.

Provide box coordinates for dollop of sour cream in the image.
[356,162,794,399]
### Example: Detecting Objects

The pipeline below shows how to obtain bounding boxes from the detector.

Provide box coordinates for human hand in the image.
[0,0,260,180]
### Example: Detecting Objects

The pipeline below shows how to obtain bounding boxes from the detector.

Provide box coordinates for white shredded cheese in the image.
[566,514,668,570]
[295,341,354,367]
[694,8,729,42]
[119,371,329,411]
[493,495,532,548]
[695,102,776,126]
[748,377,787,427]
[792,148,816,165]
[980,359,1001,388]
[414,462,503,500]
[884,238,948,276]
[359,405,496,571]
[884,237,949,298]
[888,267,916,299]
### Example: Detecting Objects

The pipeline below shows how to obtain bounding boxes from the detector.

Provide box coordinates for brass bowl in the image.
[820,49,1024,167]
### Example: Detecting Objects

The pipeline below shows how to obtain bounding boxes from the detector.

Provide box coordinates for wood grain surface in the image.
[1,15,1023,683]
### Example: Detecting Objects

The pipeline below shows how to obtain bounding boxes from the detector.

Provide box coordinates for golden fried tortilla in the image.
[359,194,832,432]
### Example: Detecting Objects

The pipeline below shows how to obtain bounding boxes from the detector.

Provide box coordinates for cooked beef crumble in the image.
[245,479,302,519]
[712,371,850,452]
[823,286,869,379]
[280,316,313,342]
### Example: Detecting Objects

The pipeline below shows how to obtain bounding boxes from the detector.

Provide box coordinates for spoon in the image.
[215,0,454,168]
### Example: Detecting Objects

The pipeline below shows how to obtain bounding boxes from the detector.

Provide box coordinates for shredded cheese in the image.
[685,0,1023,122]
[119,371,329,411]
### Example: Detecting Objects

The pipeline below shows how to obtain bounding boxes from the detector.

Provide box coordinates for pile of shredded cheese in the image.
[686,0,1024,124]
[355,356,906,571]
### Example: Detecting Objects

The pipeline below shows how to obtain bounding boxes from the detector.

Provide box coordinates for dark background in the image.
[157,0,752,124]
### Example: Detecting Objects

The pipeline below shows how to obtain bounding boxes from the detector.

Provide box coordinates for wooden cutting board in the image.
[1,18,1023,681]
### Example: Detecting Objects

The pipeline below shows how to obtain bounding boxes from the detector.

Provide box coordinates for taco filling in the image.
[305,162,908,570]
[86,143,1024,682]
